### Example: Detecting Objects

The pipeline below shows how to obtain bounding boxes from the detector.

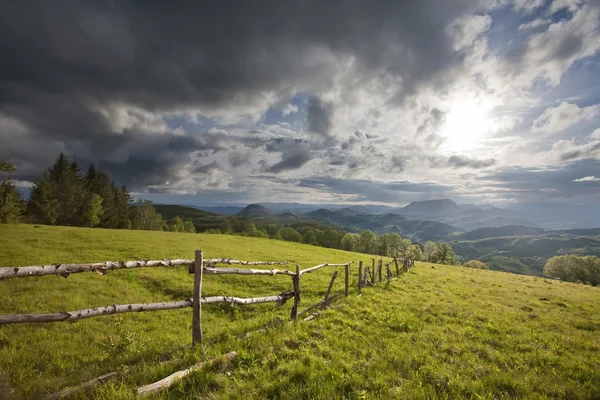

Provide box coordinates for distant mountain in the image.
[393,199,538,230]
[192,206,244,216]
[238,204,273,218]
[304,208,462,242]
[402,199,462,216]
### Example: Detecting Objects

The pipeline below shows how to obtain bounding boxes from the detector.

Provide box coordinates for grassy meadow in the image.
[0,224,599,399]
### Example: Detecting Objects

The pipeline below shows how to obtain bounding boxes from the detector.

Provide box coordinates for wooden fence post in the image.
[371,259,375,283]
[378,260,383,282]
[192,250,203,346]
[394,257,399,276]
[386,264,392,280]
[364,266,370,286]
[344,263,349,297]
[358,261,363,294]
[324,271,339,302]
[291,265,301,320]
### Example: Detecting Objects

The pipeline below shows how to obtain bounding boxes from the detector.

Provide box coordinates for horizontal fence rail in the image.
[1,250,413,399]
[0,259,289,280]
[0,292,294,325]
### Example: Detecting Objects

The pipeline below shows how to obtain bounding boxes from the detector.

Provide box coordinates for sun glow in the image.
[440,97,496,152]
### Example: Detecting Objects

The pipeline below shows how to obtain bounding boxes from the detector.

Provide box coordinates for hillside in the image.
[304,208,462,241]
[1,224,599,399]
[154,204,227,232]
[450,232,600,275]
[237,204,273,218]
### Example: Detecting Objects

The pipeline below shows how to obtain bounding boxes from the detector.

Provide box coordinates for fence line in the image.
[1,251,415,399]
[0,259,289,280]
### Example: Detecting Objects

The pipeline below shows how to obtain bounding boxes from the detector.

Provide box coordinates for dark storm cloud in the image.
[306,96,333,137]
[268,146,312,173]
[0,0,485,185]
[447,155,496,169]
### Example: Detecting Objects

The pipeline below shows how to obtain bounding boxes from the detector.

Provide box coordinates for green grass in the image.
[1,224,600,399]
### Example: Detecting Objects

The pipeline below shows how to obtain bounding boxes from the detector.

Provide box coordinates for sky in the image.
[1,0,599,209]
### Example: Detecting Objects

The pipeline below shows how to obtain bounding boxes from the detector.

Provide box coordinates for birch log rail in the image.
[0,292,294,325]
[0,258,289,280]
[136,351,238,397]
[299,261,352,275]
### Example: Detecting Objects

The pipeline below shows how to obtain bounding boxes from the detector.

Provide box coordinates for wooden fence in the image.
[0,251,414,346]
[0,252,415,398]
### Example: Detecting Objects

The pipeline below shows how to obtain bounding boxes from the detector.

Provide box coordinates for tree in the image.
[265,224,279,237]
[429,242,457,265]
[48,154,85,226]
[423,241,436,263]
[409,244,423,261]
[358,230,377,254]
[130,200,165,230]
[341,233,359,251]
[463,260,486,269]
[544,255,600,286]
[79,193,103,227]
[184,220,196,233]
[279,227,302,242]
[220,219,232,234]
[0,161,24,223]
[28,171,59,224]
[303,228,320,245]
[169,216,185,232]
[317,228,341,248]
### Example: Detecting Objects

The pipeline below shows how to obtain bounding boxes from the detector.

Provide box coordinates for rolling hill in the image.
[0,224,599,399]
[447,227,600,275]
[304,208,463,241]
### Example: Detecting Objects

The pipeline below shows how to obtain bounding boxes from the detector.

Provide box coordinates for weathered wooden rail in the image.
[1,250,415,399]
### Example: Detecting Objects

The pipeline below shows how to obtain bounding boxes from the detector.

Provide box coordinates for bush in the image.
[463,260,486,269]
[204,228,222,234]
[544,255,600,286]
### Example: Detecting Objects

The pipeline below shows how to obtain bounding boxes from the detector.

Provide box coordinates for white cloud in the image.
[532,101,600,132]
[514,0,547,13]
[550,0,584,13]
[281,103,299,116]
[518,19,552,30]
[446,14,492,50]
[517,4,600,86]
[590,128,600,139]
[544,138,600,162]
[573,176,600,182]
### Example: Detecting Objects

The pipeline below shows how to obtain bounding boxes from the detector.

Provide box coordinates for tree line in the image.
[0,154,194,232]
[206,218,460,264]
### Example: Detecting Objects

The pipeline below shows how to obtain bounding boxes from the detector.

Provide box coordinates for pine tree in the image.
[48,154,85,225]
[0,161,24,223]
[84,165,118,227]
[114,185,132,228]
[28,171,59,224]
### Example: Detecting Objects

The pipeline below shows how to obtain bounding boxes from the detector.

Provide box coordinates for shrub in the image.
[463,260,487,269]
[544,255,600,286]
